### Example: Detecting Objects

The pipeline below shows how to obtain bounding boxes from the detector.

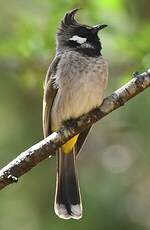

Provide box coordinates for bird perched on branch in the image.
[43,9,108,220]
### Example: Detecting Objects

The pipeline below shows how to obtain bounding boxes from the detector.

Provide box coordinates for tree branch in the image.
[0,70,150,190]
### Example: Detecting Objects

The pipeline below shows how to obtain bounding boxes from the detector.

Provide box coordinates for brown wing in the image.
[76,127,92,156]
[43,56,60,138]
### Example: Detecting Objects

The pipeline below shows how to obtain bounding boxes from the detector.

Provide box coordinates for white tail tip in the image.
[54,203,82,220]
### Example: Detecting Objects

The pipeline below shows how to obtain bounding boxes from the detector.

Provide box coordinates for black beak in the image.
[92,24,108,33]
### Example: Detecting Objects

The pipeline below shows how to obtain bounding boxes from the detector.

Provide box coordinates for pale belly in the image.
[51,67,107,130]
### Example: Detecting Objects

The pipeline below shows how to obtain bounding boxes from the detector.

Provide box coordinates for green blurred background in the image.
[0,0,150,229]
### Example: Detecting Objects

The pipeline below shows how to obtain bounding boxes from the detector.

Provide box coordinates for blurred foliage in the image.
[0,0,150,229]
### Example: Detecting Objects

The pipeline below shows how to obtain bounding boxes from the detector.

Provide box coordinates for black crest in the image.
[59,9,87,33]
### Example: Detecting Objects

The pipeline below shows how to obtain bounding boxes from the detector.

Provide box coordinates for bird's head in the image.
[56,9,107,56]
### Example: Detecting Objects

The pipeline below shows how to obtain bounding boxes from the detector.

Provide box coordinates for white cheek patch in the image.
[69,35,87,44]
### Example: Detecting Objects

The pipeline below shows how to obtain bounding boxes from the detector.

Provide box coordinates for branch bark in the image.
[0,70,150,190]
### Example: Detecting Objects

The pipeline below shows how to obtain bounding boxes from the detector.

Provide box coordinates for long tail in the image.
[54,147,82,220]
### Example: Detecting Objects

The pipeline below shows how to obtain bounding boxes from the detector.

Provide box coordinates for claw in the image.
[7,174,18,183]
[132,71,140,78]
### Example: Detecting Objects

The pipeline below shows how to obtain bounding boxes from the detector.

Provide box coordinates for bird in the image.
[43,9,108,220]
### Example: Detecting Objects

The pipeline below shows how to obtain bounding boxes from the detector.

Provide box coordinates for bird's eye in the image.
[69,35,87,44]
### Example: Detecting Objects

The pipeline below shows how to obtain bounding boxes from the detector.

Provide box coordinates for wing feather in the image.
[43,56,60,138]
[76,127,91,156]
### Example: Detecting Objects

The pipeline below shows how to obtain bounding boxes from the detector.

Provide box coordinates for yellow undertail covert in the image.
[63,134,79,153]
[52,126,79,153]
